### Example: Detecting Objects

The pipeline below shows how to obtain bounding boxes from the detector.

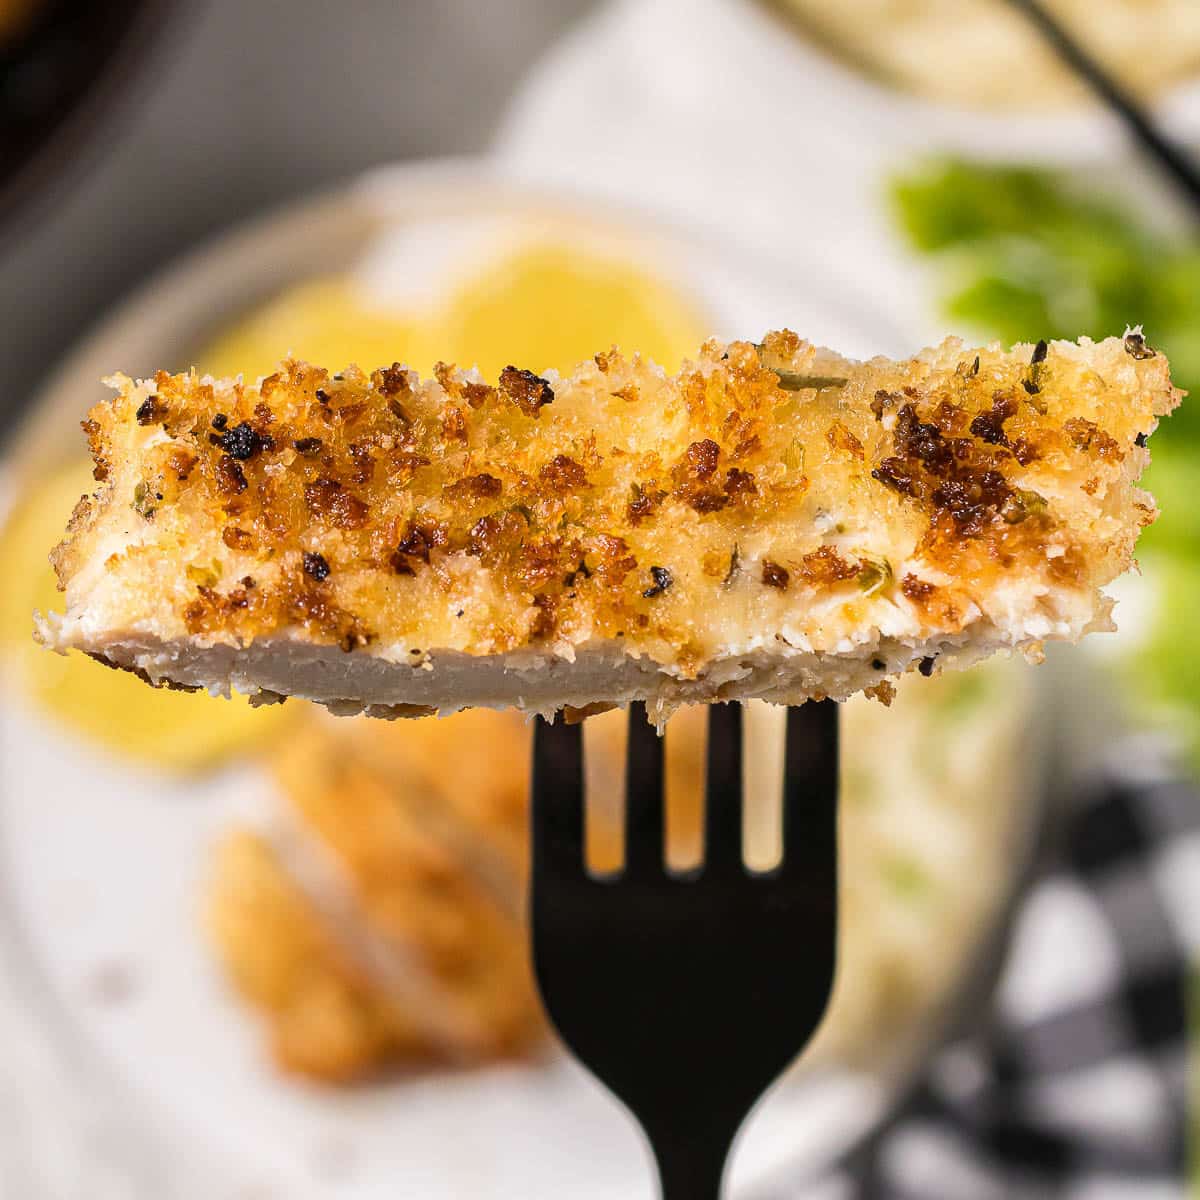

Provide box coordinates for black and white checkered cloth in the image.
[835,737,1198,1199]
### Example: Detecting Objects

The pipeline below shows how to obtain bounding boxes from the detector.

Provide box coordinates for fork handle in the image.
[651,1129,734,1200]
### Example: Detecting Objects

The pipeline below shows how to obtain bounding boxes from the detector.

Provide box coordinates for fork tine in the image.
[624,701,665,876]
[704,702,744,873]
[530,697,841,1200]
[532,715,585,878]
[782,699,838,880]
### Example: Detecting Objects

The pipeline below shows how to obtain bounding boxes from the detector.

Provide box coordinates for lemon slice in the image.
[199,239,705,382]
[0,460,292,770]
[201,278,426,383]
[434,241,704,377]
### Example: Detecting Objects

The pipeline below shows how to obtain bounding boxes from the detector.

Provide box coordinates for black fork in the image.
[531,699,839,1200]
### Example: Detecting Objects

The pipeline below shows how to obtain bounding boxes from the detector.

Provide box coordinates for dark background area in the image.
[0,0,594,431]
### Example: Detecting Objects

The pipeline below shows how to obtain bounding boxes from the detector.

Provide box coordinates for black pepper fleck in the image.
[1022,340,1049,395]
[219,421,261,461]
[1135,432,1148,448]
[871,658,886,671]
[643,566,673,598]
[1124,332,1156,360]
[918,656,936,677]
[302,552,330,582]
[723,544,741,587]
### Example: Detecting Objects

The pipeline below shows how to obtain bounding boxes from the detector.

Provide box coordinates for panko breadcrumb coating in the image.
[206,709,542,1080]
[40,331,1180,721]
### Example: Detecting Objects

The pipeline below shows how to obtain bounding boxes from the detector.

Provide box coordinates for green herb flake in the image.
[132,481,156,521]
[776,372,849,392]
[186,562,221,589]
[856,556,893,596]
[1001,489,1049,524]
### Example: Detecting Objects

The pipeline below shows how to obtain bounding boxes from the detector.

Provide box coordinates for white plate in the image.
[0,698,879,1198]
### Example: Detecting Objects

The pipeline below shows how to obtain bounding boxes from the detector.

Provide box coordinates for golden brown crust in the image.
[47,331,1181,705]
[207,710,544,1081]
[206,830,438,1081]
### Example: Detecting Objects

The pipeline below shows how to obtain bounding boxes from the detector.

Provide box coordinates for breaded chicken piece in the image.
[41,331,1180,720]
[208,831,439,1081]
[206,709,544,1080]
[206,704,706,1081]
